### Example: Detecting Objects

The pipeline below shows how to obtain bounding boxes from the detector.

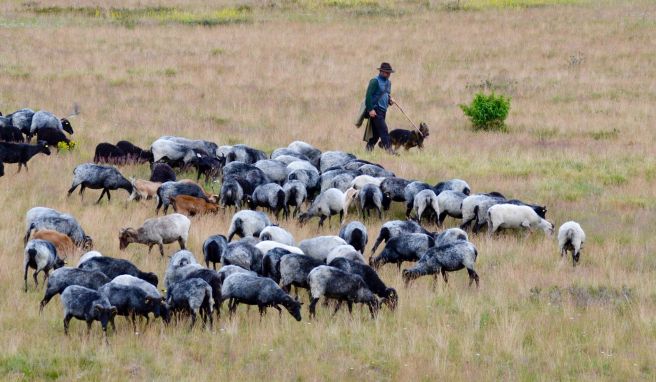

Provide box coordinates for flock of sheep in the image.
[5,116,588,339]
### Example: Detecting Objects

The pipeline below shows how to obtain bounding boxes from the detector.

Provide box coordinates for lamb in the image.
[358,184,390,219]
[150,163,176,183]
[202,235,228,269]
[227,210,272,241]
[287,141,322,168]
[282,180,307,218]
[24,207,92,249]
[258,226,295,246]
[247,183,287,220]
[380,177,411,203]
[318,151,356,173]
[279,253,324,296]
[298,236,347,262]
[325,245,366,265]
[219,176,245,210]
[118,213,191,257]
[35,128,70,148]
[487,204,554,236]
[93,143,127,164]
[220,273,302,320]
[78,256,159,286]
[402,241,479,287]
[307,266,379,319]
[338,221,368,254]
[261,247,293,283]
[558,221,586,266]
[328,257,398,310]
[32,229,78,257]
[116,140,153,164]
[436,190,467,226]
[225,144,267,164]
[369,233,436,270]
[40,267,110,311]
[403,181,433,217]
[0,141,51,172]
[370,220,429,254]
[99,282,168,331]
[171,195,220,217]
[23,239,65,291]
[222,241,263,272]
[28,110,74,140]
[413,189,440,225]
[433,179,471,196]
[166,278,214,329]
[60,285,116,337]
[298,188,359,228]
[128,178,162,201]
[67,163,133,203]
[155,181,216,214]
[254,159,289,184]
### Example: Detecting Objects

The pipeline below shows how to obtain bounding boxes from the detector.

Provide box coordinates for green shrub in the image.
[460,92,511,131]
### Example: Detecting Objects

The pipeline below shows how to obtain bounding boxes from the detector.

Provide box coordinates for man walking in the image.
[364,62,395,153]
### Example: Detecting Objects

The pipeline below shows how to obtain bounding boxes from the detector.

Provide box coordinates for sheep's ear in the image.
[94,304,102,312]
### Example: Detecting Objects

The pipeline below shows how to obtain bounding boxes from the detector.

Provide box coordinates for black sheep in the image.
[0,115,24,142]
[0,141,51,172]
[329,257,398,310]
[192,154,225,183]
[93,143,127,164]
[78,256,158,287]
[150,163,177,183]
[116,140,153,163]
[35,127,70,148]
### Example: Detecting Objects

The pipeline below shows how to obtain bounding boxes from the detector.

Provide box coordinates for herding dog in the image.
[383,122,430,152]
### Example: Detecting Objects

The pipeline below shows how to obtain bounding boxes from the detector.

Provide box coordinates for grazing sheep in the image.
[271,148,309,162]
[78,256,158,286]
[223,162,270,189]
[164,250,202,292]
[29,111,74,140]
[128,178,161,201]
[180,268,223,319]
[487,204,554,236]
[433,179,471,196]
[328,257,398,310]
[370,220,429,254]
[357,163,395,178]
[225,144,267,164]
[370,233,435,270]
[299,236,347,262]
[118,214,191,257]
[325,245,366,265]
[166,278,214,329]
[358,184,391,219]
[506,199,548,219]
[282,180,307,218]
[171,195,220,217]
[67,163,133,203]
[558,221,586,266]
[220,273,302,320]
[151,137,213,167]
[116,140,153,164]
[156,181,216,214]
[434,228,469,245]
[111,275,161,301]
[93,143,127,164]
[192,154,225,183]
[24,207,92,249]
[0,116,24,142]
[227,210,272,241]
[32,229,78,258]
[307,266,379,319]
[287,141,322,167]
[60,285,116,337]
[5,108,34,137]
[217,265,257,285]
[402,241,479,287]
[279,253,324,295]
[255,159,289,184]
[261,247,292,283]
[380,177,411,202]
[339,221,368,254]
[35,128,69,148]
[350,175,385,190]
[287,169,320,197]
[159,136,218,158]
[0,141,51,172]
[223,240,264,272]
[219,176,245,210]
[150,163,176,183]
[403,181,433,217]
[248,183,287,220]
[413,189,440,225]
[258,226,295,246]
[202,235,228,269]
[436,190,467,226]
[23,239,65,291]
[318,151,356,173]
[40,267,110,311]
[298,188,358,228]
[320,169,360,192]
[99,282,167,331]
[460,193,506,232]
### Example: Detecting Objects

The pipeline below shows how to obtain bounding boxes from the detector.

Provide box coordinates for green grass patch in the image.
[459,0,581,10]
[590,128,619,140]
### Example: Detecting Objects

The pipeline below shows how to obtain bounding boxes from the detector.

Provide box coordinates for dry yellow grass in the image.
[1,0,655,380]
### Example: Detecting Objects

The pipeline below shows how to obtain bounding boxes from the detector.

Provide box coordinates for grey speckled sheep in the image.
[223,240,263,272]
[202,235,228,269]
[167,278,214,329]
[227,210,272,241]
[433,179,471,196]
[259,226,295,246]
[24,207,92,249]
[299,236,347,262]
[413,189,440,225]
[319,151,356,173]
[261,248,292,283]
[370,220,429,254]
[255,159,289,184]
[61,285,116,337]
[328,257,398,310]
[119,213,190,257]
[359,184,390,219]
[298,188,358,228]
[370,233,435,270]
[558,221,586,266]
[78,256,158,287]
[248,183,287,220]
[40,267,110,311]
[287,141,322,168]
[339,221,368,254]
[434,228,469,245]
[220,273,302,320]
[404,181,432,217]
[282,180,307,218]
[325,245,366,265]
[23,239,65,291]
[217,265,257,285]
[219,176,245,210]
[402,241,479,287]
[279,254,324,295]
[67,163,133,204]
[380,177,411,203]
[307,265,379,319]
[436,190,467,226]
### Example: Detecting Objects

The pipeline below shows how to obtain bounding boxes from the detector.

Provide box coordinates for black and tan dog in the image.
[382,122,430,152]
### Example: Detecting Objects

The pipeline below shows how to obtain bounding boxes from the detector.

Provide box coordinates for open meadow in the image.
[1,0,655,380]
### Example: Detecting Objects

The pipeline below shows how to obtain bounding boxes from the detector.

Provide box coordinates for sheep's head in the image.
[60,118,74,135]
[82,235,94,251]
[118,228,137,249]
[382,288,398,311]
[37,141,51,155]
[54,256,66,269]
[542,220,555,236]
[207,194,219,204]
[402,269,420,286]
[282,295,302,322]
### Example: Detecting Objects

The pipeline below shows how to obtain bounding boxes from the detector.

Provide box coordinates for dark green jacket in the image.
[365,76,391,112]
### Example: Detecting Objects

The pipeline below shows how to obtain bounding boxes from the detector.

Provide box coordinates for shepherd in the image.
[357,62,396,154]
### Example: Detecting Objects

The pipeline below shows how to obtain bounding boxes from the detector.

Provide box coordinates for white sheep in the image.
[118,213,191,257]
[325,244,366,265]
[298,235,347,262]
[558,221,586,266]
[258,226,295,246]
[414,189,440,225]
[487,204,554,237]
[227,210,272,241]
[255,241,304,257]
[349,175,385,190]
[298,188,358,227]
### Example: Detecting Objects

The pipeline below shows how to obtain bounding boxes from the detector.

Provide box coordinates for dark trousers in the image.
[366,109,390,151]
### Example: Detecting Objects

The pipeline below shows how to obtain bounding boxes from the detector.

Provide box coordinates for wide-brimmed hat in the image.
[377,62,395,73]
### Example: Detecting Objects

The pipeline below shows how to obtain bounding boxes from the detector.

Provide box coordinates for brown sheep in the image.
[178,179,219,203]
[31,229,78,257]
[170,195,221,217]
[129,178,162,201]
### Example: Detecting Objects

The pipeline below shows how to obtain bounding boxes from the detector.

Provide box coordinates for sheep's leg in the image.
[86,320,93,335]
[189,310,197,330]
[273,305,282,317]
[96,189,107,204]
[63,314,72,335]
[331,301,343,317]
[467,268,480,288]
[130,312,137,333]
[377,207,382,220]
[33,270,40,288]
[438,212,448,227]
[67,184,79,197]
[258,305,266,319]
[441,269,449,283]
[309,298,319,319]
[106,190,111,201]
[158,243,164,257]
[347,301,353,314]
[318,215,326,228]
[405,204,412,218]
[178,237,186,250]
[110,317,116,332]
[147,244,153,254]
[42,269,49,286]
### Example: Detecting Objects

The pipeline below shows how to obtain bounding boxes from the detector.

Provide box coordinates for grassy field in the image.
[1,0,655,380]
